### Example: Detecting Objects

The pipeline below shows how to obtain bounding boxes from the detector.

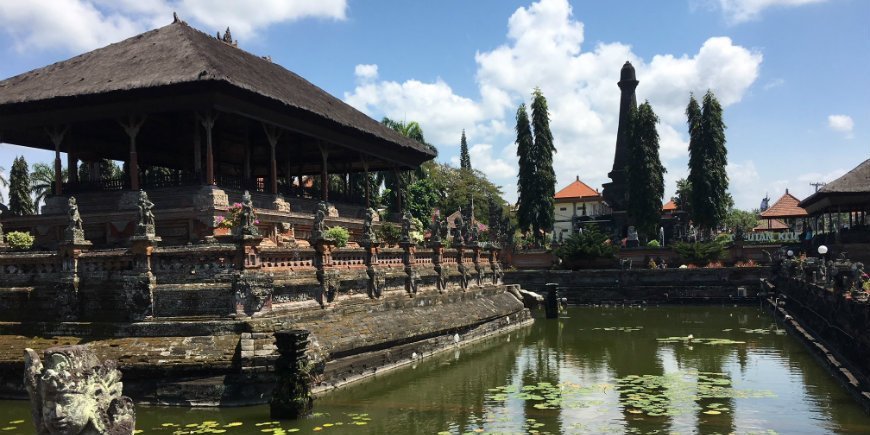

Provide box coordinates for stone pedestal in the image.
[270,330,313,419]
[400,241,418,296]
[456,246,469,291]
[56,240,92,321]
[430,241,448,293]
[362,241,383,299]
[313,239,338,307]
[470,244,484,287]
[488,246,503,285]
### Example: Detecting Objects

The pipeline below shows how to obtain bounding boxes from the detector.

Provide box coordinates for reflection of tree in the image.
[517,314,563,434]
[316,328,529,433]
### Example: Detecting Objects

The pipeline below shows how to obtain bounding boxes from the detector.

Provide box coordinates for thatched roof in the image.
[800,159,870,214]
[0,21,435,162]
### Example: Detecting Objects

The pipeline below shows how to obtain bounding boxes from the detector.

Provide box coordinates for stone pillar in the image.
[544,282,560,319]
[471,243,483,287]
[401,240,418,297]
[431,241,447,293]
[456,246,468,291]
[489,246,504,285]
[24,346,136,434]
[120,115,146,191]
[270,330,314,419]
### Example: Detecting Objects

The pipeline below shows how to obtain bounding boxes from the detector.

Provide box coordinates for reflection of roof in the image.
[760,190,807,218]
[555,177,601,202]
[662,200,677,212]
[753,219,789,232]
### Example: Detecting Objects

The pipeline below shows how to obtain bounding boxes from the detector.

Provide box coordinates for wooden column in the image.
[193,116,202,179]
[392,167,403,213]
[262,123,282,195]
[46,126,68,196]
[120,115,146,191]
[361,157,370,208]
[319,144,329,201]
[198,112,217,185]
[67,141,78,186]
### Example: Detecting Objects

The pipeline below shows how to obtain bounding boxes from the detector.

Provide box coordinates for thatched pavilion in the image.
[800,159,870,252]
[0,20,435,247]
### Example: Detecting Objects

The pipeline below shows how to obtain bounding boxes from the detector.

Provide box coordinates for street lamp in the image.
[818,245,828,258]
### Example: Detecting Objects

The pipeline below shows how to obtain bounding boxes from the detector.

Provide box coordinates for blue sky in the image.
[0,0,867,210]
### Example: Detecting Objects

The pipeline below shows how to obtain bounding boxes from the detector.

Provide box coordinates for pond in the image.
[2,306,870,434]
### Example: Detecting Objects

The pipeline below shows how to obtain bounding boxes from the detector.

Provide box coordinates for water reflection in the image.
[2,306,869,434]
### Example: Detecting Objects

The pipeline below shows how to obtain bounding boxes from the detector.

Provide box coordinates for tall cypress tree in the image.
[530,87,556,244]
[626,102,666,239]
[686,91,729,235]
[8,156,34,216]
[459,129,471,171]
[515,103,535,234]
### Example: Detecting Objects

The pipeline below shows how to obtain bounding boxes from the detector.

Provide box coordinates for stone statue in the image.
[24,345,135,435]
[659,226,665,247]
[468,220,479,245]
[134,191,156,238]
[400,211,412,244]
[312,202,328,242]
[440,215,450,241]
[65,197,86,243]
[237,191,259,237]
[429,214,442,244]
[688,223,697,243]
[362,208,378,244]
[452,213,464,247]
[626,226,638,248]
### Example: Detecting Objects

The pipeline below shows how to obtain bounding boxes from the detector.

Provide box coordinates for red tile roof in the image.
[555,177,601,202]
[662,200,677,212]
[760,190,808,218]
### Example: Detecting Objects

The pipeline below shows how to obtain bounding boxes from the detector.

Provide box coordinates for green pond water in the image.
[3,306,870,434]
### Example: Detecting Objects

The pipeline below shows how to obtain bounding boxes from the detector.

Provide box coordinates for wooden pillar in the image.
[193,116,202,179]
[262,123,281,195]
[67,142,78,186]
[319,144,329,201]
[392,167,403,213]
[46,126,68,196]
[361,157,370,208]
[198,112,217,185]
[120,115,146,191]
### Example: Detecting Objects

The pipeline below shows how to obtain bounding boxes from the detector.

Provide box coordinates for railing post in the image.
[57,196,91,321]
[232,191,272,317]
[311,201,337,307]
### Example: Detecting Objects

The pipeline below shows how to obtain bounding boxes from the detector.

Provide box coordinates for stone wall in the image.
[504,267,770,303]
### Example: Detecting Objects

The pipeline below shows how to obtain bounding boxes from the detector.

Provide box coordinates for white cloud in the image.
[354,64,379,83]
[715,0,828,24]
[345,0,762,204]
[763,78,785,90]
[827,114,854,138]
[0,0,347,52]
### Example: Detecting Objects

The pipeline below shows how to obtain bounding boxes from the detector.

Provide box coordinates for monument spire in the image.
[602,61,639,212]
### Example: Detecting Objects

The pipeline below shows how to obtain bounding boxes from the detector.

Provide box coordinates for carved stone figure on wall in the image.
[468,220,479,245]
[429,214,442,244]
[65,197,86,243]
[315,269,338,307]
[435,264,449,293]
[134,191,156,238]
[404,265,418,296]
[492,259,504,285]
[626,226,639,248]
[24,345,136,435]
[458,261,469,290]
[238,191,259,237]
[366,265,384,299]
[452,213,464,247]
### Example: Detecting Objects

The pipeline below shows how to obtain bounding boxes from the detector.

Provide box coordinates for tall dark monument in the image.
[601,61,638,237]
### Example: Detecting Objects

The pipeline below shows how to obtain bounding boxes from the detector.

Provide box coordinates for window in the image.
[560,207,567,211]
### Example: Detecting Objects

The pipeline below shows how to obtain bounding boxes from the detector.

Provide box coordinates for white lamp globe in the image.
[818,245,828,255]
[787,250,794,257]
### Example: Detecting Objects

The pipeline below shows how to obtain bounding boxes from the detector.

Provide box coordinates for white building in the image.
[553,176,610,236]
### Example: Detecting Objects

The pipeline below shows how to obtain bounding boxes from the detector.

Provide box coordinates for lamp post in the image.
[818,245,829,285]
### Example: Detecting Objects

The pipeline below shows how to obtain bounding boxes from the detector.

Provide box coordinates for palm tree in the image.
[30,163,67,212]
[0,165,7,204]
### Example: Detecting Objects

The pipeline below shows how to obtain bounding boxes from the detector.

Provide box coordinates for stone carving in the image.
[133,191,156,238]
[435,264,449,293]
[468,220,479,245]
[315,269,338,307]
[362,208,378,245]
[234,272,273,316]
[491,257,504,285]
[404,265,418,296]
[428,214,442,244]
[400,211,412,244]
[237,191,260,237]
[272,195,291,213]
[626,226,638,247]
[64,197,87,244]
[474,260,483,287]
[452,213,464,247]
[366,265,384,299]
[24,345,136,435]
[457,260,469,291]
[121,273,154,321]
[311,202,329,242]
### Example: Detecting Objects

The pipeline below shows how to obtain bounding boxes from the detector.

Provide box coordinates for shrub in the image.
[6,231,34,251]
[674,240,725,265]
[647,240,661,248]
[325,226,349,248]
[556,225,619,262]
[377,223,402,246]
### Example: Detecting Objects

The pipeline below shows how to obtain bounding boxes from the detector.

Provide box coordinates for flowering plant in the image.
[216,202,259,229]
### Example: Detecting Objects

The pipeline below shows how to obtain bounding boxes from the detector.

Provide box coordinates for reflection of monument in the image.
[601,61,639,237]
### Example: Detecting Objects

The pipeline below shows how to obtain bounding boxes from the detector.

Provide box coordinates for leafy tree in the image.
[31,163,68,211]
[79,159,124,182]
[0,165,7,204]
[406,175,439,223]
[686,91,729,235]
[556,224,619,264]
[459,129,471,170]
[626,102,666,239]
[725,208,759,235]
[674,240,726,265]
[672,178,693,217]
[8,156,34,216]
[515,103,535,235]
[530,87,557,245]
[427,162,505,225]
[380,117,433,213]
